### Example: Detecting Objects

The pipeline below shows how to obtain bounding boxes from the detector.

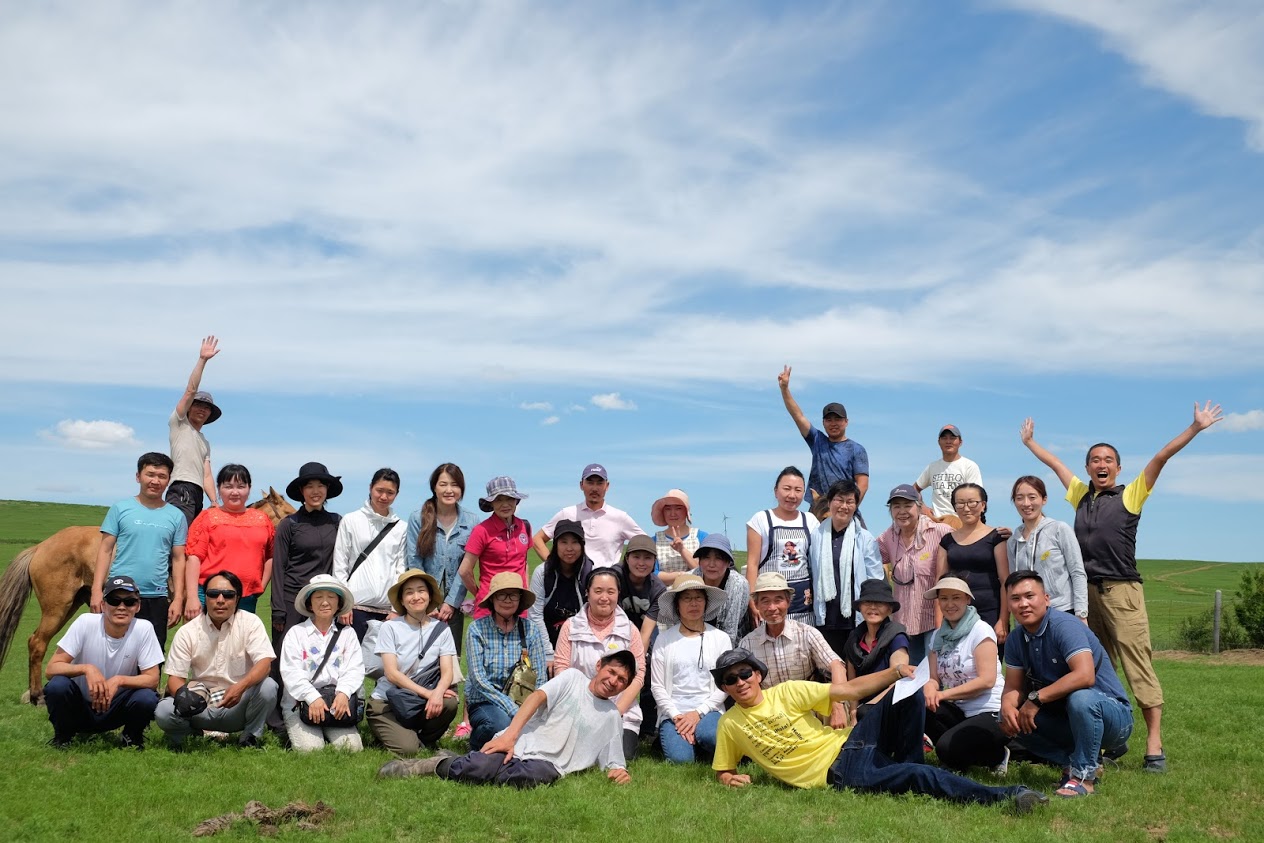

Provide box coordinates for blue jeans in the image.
[468,702,513,752]
[829,690,1020,805]
[44,676,159,743]
[658,711,721,763]
[1018,688,1133,780]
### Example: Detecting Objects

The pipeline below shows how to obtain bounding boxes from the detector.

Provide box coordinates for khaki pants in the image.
[1088,580,1163,708]
[367,695,458,756]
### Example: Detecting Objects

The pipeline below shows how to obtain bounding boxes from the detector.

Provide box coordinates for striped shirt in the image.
[738,619,840,687]
[877,516,950,636]
[465,614,548,717]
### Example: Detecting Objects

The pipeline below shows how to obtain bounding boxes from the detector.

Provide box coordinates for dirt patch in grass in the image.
[1155,649,1264,666]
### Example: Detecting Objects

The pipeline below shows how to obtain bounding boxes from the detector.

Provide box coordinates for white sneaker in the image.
[992,746,1011,777]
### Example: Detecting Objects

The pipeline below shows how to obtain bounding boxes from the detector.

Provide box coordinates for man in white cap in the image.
[532,463,645,568]
[738,572,849,728]
[167,335,222,525]
[914,424,982,527]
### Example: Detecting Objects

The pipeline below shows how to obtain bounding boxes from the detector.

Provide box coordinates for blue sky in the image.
[1,1,1261,561]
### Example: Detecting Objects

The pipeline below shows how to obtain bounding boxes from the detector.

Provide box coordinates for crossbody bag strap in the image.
[413,621,446,673]
[349,520,399,578]
[310,624,342,685]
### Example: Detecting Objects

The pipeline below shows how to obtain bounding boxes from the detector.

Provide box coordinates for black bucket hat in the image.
[285,462,344,502]
[855,578,900,612]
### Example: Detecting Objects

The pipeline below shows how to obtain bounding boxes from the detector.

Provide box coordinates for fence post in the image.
[1213,590,1222,655]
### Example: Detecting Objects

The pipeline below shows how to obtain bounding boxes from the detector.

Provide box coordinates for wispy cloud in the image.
[520,401,553,412]
[1219,410,1264,433]
[541,415,560,426]
[39,419,139,450]
[592,392,637,411]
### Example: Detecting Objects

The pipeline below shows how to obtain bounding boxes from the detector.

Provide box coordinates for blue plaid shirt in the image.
[466,614,548,716]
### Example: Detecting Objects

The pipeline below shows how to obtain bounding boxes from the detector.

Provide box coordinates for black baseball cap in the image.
[822,402,847,419]
[104,575,139,595]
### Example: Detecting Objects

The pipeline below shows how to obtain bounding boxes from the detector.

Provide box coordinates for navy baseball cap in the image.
[581,463,609,481]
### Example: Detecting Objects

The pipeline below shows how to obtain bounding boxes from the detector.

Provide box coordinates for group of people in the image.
[44,340,1225,809]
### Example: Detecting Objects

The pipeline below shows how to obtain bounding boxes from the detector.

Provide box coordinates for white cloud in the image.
[40,419,139,450]
[999,0,1264,149]
[1152,454,1264,503]
[519,401,553,412]
[541,415,560,426]
[1219,409,1264,433]
[566,405,587,413]
[592,392,637,411]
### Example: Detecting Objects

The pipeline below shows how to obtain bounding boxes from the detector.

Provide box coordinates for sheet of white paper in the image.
[891,658,930,704]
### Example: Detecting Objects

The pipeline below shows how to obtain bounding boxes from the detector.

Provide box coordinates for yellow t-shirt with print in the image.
[712,681,849,790]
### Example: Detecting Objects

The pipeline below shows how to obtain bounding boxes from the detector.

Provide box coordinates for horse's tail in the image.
[0,545,36,668]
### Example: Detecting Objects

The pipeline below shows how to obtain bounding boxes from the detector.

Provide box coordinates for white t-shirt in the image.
[930,619,1004,717]
[371,617,457,700]
[54,614,164,694]
[510,668,626,775]
[916,457,982,518]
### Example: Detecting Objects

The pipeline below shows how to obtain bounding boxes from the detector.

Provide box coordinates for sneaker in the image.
[237,734,262,749]
[205,730,229,742]
[454,721,472,739]
[991,746,1011,777]
[378,750,456,779]
[48,735,74,750]
[922,734,933,754]
[119,733,145,751]
[1012,787,1050,814]
[1143,752,1167,773]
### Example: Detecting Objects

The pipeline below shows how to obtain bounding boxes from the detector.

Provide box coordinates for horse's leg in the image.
[27,585,87,706]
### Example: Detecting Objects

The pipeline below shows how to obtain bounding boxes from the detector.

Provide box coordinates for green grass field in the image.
[2,500,1262,842]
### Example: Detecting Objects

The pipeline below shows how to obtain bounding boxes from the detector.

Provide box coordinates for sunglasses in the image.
[720,666,756,687]
[205,588,238,600]
[104,594,140,607]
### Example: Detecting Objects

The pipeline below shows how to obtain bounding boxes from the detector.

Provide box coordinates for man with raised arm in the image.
[777,366,869,510]
[1020,401,1223,773]
[167,335,222,525]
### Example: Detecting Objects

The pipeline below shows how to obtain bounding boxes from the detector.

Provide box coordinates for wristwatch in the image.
[1076,609,1089,619]
[1026,690,1042,707]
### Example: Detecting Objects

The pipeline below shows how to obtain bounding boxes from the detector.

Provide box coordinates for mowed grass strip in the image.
[2,500,1264,842]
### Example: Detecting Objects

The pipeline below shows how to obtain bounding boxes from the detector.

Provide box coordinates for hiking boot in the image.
[1012,787,1050,814]
[378,750,456,779]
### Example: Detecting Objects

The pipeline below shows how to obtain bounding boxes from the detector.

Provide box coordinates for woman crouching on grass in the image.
[841,579,911,725]
[922,576,1010,773]
[366,570,458,755]
[554,569,646,760]
[465,573,548,751]
[279,574,365,751]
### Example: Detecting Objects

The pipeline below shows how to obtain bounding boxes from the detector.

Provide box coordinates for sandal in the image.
[1055,777,1094,798]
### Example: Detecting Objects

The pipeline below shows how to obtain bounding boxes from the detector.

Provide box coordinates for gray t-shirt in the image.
[168,410,210,486]
[54,614,164,695]
[510,668,626,775]
[371,617,456,700]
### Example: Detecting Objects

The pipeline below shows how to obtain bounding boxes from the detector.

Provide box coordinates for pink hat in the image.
[651,489,691,527]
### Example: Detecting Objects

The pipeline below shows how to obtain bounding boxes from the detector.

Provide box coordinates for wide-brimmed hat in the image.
[923,576,974,601]
[710,648,769,689]
[285,462,344,502]
[479,476,528,512]
[295,574,354,618]
[191,391,223,424]
[855,578,900,612]
[656,574,726,626]
[751,571,794,596]
[479,571,536,612]
[388,569,443,615]
[650,489,691,527]
[694,533,735,566]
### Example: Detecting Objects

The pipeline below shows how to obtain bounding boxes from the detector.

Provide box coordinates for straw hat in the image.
[387,569,443,615]
[656,574,726,626]
[479,571,536,613]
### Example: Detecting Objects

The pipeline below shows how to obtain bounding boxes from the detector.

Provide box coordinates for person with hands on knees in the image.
[44,575,163,749]
[278,574,365,752]
[377,651,637,788]
[1001,571,1133,798]
[651,575,731,764]
[166,335,222,525]
[711,648,1046,812]
[1019,403,1222,773]
[156,570,278,749]
[366,569,459,755]
[91,452,188,652]
[922,576,1011,773]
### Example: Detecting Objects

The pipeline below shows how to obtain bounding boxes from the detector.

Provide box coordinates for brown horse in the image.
[0,487,296,704]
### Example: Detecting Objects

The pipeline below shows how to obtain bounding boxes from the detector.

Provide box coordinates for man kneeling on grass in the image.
[712,648,1048,812]
[378,651,635,788]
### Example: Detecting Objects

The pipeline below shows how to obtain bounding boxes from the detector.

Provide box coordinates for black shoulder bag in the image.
[296,625,363,726]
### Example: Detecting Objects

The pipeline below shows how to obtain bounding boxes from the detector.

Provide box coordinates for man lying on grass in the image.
[378,651,635,788]
[712,648,1048,813]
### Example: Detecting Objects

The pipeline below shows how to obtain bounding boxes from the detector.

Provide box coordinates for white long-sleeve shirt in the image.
[332,502,406,612]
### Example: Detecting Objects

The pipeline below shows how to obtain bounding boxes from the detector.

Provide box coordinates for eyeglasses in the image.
[720,666,755,687]
[953,500,984,511]
[104,594,140,607]
[205,588,238,600]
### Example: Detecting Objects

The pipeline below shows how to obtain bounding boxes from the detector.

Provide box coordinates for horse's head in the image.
[249,487,297,526]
